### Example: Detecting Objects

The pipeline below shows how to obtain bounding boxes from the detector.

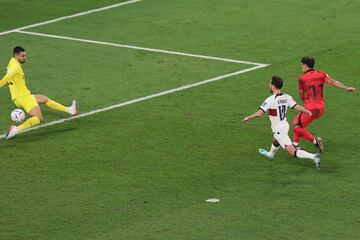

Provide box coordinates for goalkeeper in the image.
[0,46,77,139]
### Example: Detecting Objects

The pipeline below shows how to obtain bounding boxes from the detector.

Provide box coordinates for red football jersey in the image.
[298,69,331,109]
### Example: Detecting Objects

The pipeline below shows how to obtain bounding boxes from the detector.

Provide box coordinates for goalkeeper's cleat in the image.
[67,100,77,116]
[259,148,273,160]
[315,137,324,153]
[313,153,321,170]
[6,125,19,140]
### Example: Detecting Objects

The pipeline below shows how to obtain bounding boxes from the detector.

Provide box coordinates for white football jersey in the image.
[259,93,297,133]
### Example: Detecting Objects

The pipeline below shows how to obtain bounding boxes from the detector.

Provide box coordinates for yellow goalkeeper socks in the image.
[18,116,40,131]
[46,99,67,113]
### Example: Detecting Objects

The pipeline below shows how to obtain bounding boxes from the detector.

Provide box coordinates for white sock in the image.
[312,138,317,144]
[293,142,299,147]
[269,144,280,158]
[296,150,315,160]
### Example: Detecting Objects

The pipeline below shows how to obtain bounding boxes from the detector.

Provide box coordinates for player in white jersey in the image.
[242,76,321,169]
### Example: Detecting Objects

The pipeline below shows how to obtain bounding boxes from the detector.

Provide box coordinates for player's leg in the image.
[292,108,324,152]
[6,96,42,139]
[292,112,315,145]
[18,106,43,130]
[259,138,280,160]
[284,144,320,170]
[273,132,320,169]
[34,94,77,116]
[292,112,302,146]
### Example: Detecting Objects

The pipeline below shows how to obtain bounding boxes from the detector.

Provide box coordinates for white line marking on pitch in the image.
[0,8,269,139]
[0,0,142,36]
[0,64,268,139]
[16,30,266,66]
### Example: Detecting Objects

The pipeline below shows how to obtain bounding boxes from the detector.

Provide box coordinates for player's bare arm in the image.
[242,109,264,122]
[294,105,312,116]
[325,78,356,92]
[291,105,312,129]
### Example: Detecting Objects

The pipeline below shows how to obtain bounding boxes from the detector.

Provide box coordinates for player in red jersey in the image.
[292,56,356,152]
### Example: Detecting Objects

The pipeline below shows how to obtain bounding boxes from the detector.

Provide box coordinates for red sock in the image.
[294,128,314,142]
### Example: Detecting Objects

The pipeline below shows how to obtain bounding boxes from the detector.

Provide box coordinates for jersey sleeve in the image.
[322,71,332,83]
[298,78,305,101]
[287,95,297,108]
[0,68,16,88]
[259,96,272,112]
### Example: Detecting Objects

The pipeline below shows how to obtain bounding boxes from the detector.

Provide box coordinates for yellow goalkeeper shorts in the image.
[13,94,39,113]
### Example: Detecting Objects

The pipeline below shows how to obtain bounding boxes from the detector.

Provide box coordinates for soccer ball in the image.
[11,109,26,123]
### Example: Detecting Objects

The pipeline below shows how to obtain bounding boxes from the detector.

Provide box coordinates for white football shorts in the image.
[273,132,292,149]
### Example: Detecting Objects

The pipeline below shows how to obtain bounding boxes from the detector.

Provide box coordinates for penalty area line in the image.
[0,0,143,36]
[15,30,267,66]
[0,64,268,139]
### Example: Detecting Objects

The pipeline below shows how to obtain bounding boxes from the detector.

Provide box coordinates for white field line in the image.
[0,64,268,139]
[0,0,142,36]
[16,30,266,66]
[2,23,269,139]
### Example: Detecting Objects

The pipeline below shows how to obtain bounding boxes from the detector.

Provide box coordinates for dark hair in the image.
[271,76,283,89]
[301,56,315,68]
[13,46,25,55]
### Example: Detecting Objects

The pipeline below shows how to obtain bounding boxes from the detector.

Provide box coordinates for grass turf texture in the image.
[1,0,360,239]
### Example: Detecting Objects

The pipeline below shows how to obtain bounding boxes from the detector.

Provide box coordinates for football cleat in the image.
[258,148,273,160]
[315,137,324,153]
[68,100,77,116]
[6,125,19,140]
[313,153,321,170]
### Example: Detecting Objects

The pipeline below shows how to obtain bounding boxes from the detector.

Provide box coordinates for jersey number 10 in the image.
[278,105,286,120]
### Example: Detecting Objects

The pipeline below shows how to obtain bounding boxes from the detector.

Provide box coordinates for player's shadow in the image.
[3,127,78,146]
[284,156,339,174]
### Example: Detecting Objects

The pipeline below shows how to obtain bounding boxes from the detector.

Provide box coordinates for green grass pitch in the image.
[0,0,359,239]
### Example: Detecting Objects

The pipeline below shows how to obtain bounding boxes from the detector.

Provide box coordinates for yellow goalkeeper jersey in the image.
[0,57,31,100]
